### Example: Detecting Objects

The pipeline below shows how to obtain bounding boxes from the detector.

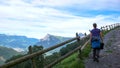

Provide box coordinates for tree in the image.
[31,45,44,68]
[44,52,60,65]
[5,45,44,68]
[5,54,31,68]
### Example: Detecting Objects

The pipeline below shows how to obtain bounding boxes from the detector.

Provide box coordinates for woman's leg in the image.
[96,48,100,58]
[93,48,99,62]
[93,48,96,60]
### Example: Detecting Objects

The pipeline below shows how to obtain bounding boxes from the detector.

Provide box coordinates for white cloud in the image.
[0,0,119,39]
[32,0,120,11]
[0,14,119,38]
[1,0,120,11]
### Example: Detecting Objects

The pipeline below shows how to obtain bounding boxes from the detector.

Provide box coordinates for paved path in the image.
[85,27,120,68]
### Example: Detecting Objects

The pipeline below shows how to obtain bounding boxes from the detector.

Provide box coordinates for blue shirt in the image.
[91,28,100,36]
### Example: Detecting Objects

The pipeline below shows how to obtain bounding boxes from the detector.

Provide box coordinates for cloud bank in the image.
[0,0,120,39]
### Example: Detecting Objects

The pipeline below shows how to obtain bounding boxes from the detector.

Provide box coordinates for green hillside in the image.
[0,46,21,65]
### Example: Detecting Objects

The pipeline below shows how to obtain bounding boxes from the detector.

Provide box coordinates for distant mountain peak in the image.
[78,33,85,38]
[46,34,52,37]
[36,34,71,48]
[41,34,52,41]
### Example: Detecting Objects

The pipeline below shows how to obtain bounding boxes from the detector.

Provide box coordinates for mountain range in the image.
[0,33,85,50]
[35,34,71,48]
[0,33,84,64]
[0,34,39,50]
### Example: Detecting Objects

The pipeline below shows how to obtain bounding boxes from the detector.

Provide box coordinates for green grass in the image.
[54,53,85,68]
[54,44,91,68]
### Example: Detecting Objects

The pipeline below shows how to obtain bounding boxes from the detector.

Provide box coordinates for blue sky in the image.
[0,0,120,39]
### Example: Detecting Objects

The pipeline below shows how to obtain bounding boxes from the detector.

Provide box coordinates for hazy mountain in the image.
[0,34,39,50]
[0,46,21,65]
[78,33,85,38]
[0,33,84,50]
[35,34,71,48]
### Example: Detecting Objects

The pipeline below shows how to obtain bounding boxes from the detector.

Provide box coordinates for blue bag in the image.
[91,40,100,48]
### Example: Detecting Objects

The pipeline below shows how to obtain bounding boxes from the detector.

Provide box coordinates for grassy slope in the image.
[54,44,91,68]
[54,27,116,68]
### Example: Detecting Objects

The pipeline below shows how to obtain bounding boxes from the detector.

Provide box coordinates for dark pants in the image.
[93,48,100,59]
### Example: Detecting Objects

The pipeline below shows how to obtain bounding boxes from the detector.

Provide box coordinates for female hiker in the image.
[90,23,103,62]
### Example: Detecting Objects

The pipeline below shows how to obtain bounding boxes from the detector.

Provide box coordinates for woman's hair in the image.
[93,23,97,28]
